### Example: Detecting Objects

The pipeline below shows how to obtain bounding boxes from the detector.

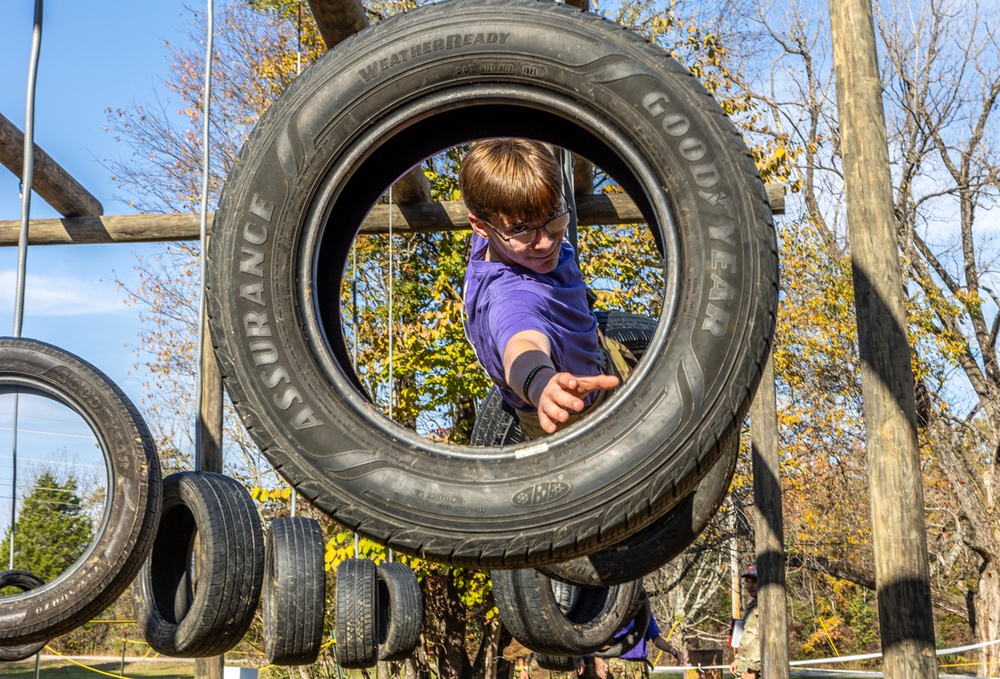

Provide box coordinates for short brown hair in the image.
[458,139,562,224]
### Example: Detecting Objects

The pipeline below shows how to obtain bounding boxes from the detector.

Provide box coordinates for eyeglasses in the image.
[481,208,573,246]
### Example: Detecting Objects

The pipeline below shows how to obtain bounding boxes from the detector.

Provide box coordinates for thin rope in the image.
[194,0,215,472]
[387,187,394,422]
[9,0,44,572]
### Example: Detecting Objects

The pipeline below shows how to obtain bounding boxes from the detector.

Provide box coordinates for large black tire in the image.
[491,569,642,656]
[376,562,424,661]
[0,571,47,661]
[0,338,161,645]
[137,472,264,657]
[336,559,378,668]
[263,517,326,666]
[207,0,778,568]
[540,429,739,586]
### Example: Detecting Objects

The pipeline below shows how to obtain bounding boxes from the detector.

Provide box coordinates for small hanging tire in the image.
[535,654,580,672]
[376,562,424,661]
[491,569,643,656]
[0,570,47,661]
[263,517,327,666]
[539,429,739,586]
[207,0,778,568]
[137,471,264,657]
[335,559,378,668]
[0,338,161,646]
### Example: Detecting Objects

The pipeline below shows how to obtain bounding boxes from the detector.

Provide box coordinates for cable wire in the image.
[9,0,45,572]
[193,0,215,472]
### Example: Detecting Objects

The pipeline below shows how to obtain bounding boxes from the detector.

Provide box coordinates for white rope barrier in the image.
[649,636,1000,676]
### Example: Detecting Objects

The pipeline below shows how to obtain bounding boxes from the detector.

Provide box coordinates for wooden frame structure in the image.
[0,2,937,679]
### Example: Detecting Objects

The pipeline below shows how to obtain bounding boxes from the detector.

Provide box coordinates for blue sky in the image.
[1,1,202,532]
[0,2,199,393]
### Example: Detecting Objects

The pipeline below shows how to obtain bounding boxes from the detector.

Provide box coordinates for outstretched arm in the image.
[651,635,682,663]
[504,330,619,435]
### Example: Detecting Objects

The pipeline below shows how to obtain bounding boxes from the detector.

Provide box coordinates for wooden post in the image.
[750,355,789,679]
[828,2,938,678]
[194,325,224,679]
[0,112,103,218]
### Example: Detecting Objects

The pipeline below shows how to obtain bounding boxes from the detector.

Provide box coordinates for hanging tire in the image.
[0,571,47,661]
[137,471,264,657]
[470,310,656,448]
[206,0,777,568]
[491,569,643,656]
[592,596,650,658]
[0,338,161,645]
[535,654,580,672]
[376,562,424,661]
[540,429,739,586]
[263,517,326,665]
[336,559,378,668]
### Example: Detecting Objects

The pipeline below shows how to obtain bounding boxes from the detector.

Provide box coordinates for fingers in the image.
[536,371,620,434]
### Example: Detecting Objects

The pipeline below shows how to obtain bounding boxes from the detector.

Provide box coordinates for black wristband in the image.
[522,364,552,405]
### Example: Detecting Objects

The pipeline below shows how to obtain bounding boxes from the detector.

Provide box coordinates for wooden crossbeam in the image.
[0,112,104,218]
[0,186,784,246]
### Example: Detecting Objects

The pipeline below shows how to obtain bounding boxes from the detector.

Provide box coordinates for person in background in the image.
[577,611,682,679]
[730,564,760,678]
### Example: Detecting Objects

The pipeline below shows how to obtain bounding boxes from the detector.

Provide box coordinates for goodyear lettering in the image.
[702,303,731,336]
[712,249,737,273]
[709,224,736,246]
[358,32,510,82]
[640,87,742,339]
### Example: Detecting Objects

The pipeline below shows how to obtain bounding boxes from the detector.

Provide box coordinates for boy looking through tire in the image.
[460,138,633,438]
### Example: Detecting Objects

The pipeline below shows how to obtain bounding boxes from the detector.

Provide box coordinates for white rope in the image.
[650,637,1000,675]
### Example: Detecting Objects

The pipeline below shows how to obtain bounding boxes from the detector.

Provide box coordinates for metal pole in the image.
[9,0,44,572]
[194,0,215,473]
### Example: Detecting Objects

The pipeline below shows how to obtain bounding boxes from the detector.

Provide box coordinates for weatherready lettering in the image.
[358,32,511,82]
[640,91,739,338]
[238,193,323,431]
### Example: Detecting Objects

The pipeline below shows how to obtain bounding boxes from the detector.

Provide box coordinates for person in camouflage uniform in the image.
[730,564,761,678]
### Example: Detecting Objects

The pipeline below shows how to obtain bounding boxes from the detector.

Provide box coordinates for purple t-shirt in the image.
[463,232,601,413]
[618,614,662,660]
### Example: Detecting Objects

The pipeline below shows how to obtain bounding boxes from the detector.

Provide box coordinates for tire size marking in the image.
[357,32,511,83]
[239,193,323,431]
[639,91,740,339]
[388,490,487,514]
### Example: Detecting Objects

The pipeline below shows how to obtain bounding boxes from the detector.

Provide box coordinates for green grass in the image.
[0,658,196,678]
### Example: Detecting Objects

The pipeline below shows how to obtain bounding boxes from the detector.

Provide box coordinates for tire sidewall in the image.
[0,338,160,645]
[208,0,775,565]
